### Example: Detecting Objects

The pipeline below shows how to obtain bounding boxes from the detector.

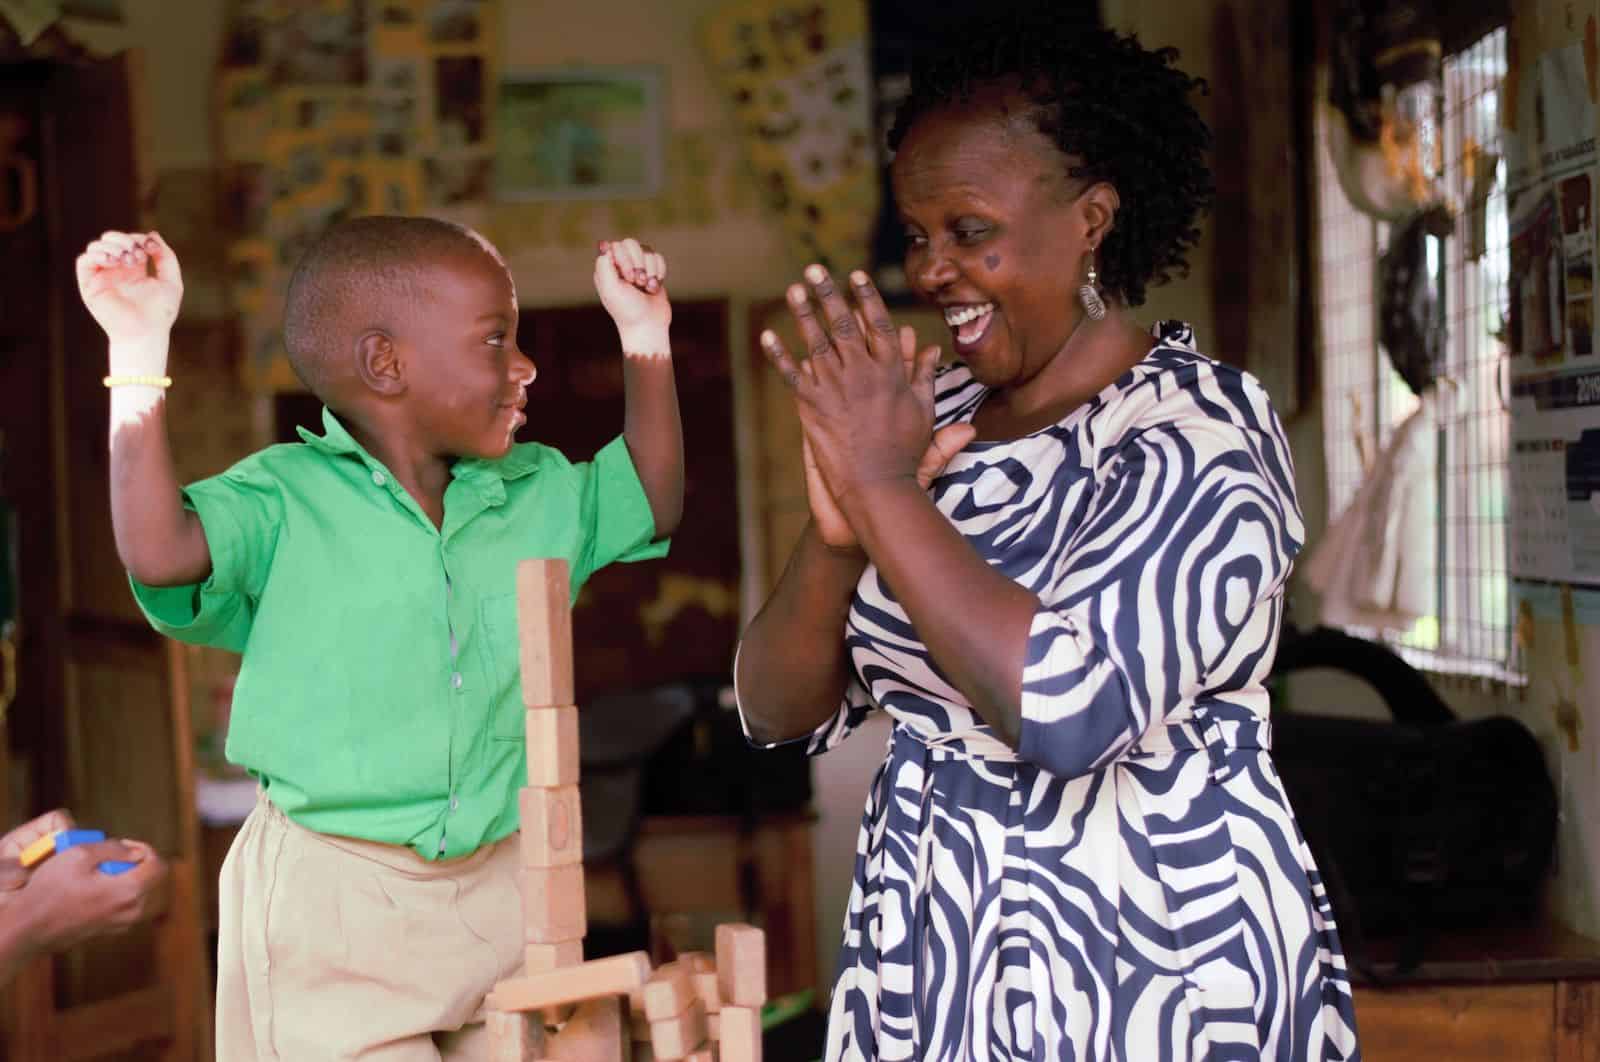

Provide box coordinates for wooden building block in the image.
[719,1006,760,1062]
[522,863,587,943]
[673,951,714,974]
[526,705,580,787]
[630,1009,653,1043]
[649,998,707,1060]
[691,971,721,1014]
[642,966,695,1022]
[488,951,652,1013]
[547,995,627,1062]
[519,785,583,867]
[714,924,767,1007]
[486,1008,548,1061]
[518,559,574,708]
[684,1050,714,1062]
[526,940,584,974]
[706,1013,720,1041]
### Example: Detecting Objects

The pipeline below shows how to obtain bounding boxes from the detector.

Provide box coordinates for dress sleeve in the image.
[1017,373,1304,778]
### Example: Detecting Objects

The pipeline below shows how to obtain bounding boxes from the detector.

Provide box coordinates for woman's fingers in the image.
[786,281,837,370]
[846,270,901,364]
[761,328,810,391]
[801,264,869,365]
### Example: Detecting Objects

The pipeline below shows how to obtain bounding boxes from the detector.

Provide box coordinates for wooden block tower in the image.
[487,558,765,1062]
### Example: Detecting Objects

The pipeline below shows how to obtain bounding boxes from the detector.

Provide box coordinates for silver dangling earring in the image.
[1078,251,1106,321]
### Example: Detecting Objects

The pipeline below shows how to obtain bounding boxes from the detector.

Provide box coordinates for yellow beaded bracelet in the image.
[102,374,173,389]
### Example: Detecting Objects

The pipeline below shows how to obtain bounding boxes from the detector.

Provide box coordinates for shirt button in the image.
[450,796,460,811]
[451,672,463,689]
[372,469,386,486]
[438,837,447,853]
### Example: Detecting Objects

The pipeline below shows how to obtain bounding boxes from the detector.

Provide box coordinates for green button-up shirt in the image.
[132,408,667,859]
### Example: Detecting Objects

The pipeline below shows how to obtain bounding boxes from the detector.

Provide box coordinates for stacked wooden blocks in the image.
[487,558,767,1062]
[487,558,646,1062]
[517,557,591,975]
[627,925,765,1061]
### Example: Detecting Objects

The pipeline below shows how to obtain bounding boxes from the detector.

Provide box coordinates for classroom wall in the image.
[497,0,800,305]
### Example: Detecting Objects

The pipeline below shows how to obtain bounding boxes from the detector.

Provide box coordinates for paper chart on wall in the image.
[1506,40,1597,378]
[1506,36,1600,617]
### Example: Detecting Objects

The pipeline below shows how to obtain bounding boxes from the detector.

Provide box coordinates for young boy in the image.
[75,217,683,1060]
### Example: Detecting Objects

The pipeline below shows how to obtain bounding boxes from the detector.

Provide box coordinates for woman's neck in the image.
[973,305,1152,441]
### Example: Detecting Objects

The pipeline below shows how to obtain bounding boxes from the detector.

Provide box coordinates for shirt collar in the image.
[295,406,544,483]
[296,406,364,456]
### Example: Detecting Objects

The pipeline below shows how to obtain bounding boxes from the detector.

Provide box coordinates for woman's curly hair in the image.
[887,11,1214,308]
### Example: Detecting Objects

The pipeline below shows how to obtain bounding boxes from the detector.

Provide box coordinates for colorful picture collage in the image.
[218,0,498,389]
[698,0,879,273]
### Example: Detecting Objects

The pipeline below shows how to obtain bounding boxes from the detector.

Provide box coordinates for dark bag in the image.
[638,677,811,820]
[1270,627,1558,974]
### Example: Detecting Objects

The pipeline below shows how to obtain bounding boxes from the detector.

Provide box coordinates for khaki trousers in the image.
[216,791,523,1061]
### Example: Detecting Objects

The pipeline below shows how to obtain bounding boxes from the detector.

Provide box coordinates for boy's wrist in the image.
[107,336,171,377]
[616,324,671,357]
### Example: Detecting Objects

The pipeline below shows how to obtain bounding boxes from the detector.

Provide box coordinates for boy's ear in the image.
[355,331,405,396]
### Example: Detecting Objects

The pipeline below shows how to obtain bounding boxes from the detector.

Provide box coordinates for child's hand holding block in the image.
[19,828,136,875]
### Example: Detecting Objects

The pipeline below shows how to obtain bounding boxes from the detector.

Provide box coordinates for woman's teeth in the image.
[944,303,994,344]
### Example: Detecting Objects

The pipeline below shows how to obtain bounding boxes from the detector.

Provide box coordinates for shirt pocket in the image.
[478,592,526,741]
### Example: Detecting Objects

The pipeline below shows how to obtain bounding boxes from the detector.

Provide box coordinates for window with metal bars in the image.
[1314,27,1518,681]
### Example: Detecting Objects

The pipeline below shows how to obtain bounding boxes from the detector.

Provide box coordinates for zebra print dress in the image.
[747,323,1360,1060]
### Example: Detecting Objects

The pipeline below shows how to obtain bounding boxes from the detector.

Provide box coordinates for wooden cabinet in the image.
[0,56,210,1060]
[1352,926,1600,1061]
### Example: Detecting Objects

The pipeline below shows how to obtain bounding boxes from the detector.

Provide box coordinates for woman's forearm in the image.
[735,522,867,743]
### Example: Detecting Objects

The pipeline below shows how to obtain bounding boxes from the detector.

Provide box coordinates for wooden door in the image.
[521,299,742,700]
[0,56,210,1061]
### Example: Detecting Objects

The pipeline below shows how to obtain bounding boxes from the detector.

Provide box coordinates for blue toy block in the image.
[53,829,135,875]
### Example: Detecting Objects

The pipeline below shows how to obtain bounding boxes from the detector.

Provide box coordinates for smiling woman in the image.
[735,8,1361,1062]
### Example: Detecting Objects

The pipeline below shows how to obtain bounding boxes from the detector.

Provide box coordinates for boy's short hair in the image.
[282,215,510,397]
